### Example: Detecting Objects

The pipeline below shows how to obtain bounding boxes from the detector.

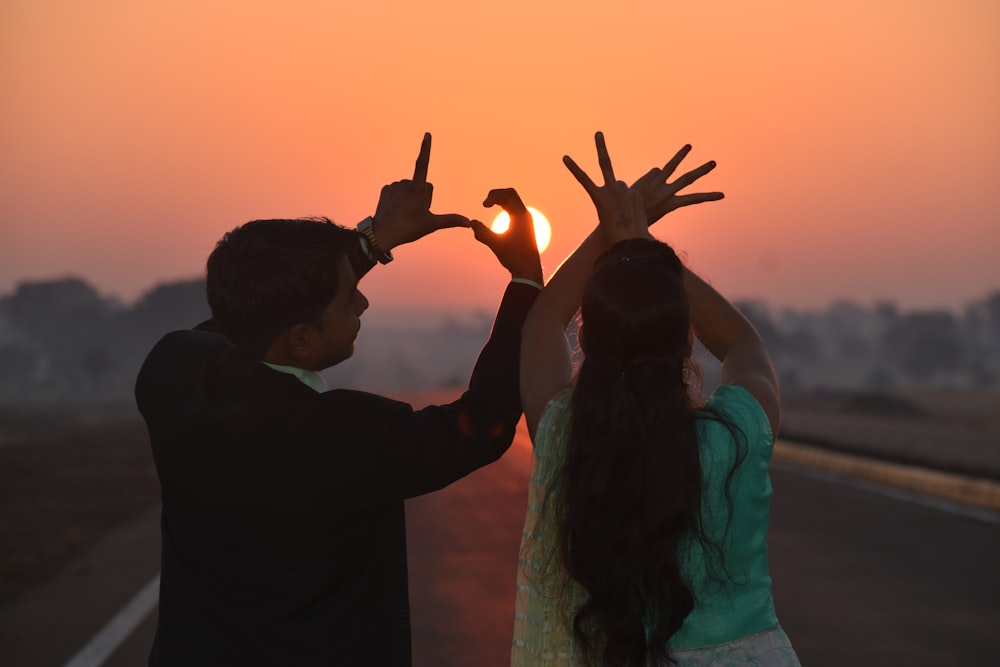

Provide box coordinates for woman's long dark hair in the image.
[550,238,732,666]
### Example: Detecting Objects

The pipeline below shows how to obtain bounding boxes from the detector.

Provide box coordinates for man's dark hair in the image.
[206,217,365,358]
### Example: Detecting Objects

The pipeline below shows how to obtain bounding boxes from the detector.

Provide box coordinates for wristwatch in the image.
[356,217,394,265]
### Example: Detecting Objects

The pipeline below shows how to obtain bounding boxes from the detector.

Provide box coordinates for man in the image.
[135,134,542,665]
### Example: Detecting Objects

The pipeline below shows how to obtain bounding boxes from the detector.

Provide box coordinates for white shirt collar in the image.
[261,362,330,393]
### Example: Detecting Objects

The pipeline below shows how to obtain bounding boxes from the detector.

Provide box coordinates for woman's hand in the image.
[630,143,723,226]
[563,132,654,245]
[564,133,724,244]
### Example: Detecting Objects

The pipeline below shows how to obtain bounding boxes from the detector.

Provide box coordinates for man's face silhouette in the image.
[313,255,369,370]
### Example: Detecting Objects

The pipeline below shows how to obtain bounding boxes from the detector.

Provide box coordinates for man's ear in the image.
[286,323,320,365]
[264,323,320,367]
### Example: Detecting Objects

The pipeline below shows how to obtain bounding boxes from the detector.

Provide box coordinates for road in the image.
[3,426,998,666]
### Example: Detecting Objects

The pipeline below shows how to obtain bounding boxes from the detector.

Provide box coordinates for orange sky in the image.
[2,0,998,311]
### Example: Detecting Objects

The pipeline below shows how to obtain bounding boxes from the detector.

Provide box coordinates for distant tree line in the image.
[0,277,998,403]
[0,277,210,402]
[733,294,1000,391]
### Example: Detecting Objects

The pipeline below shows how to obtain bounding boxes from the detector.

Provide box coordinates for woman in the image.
[512,133,800,666]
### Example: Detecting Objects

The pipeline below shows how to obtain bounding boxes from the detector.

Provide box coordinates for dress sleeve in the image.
[706,384,775,455]
[533,389,573,453]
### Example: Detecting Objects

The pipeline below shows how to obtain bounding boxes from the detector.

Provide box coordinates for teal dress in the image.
[511,385,800,666]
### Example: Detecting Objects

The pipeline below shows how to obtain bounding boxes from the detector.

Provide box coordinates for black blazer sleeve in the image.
[348,281,539,504]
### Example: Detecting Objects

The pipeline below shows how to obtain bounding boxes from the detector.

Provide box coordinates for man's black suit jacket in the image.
[135,282,538,666]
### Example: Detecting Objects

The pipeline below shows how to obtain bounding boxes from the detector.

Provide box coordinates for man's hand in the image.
[470,188,543,284]
[371,133,470,251]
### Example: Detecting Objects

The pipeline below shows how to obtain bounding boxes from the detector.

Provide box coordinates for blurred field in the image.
[780,388,1000,479]
[0,404,158,603]
[783,387,1000,430]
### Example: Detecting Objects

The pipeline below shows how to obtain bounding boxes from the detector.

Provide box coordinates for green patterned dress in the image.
[511,385,800,666]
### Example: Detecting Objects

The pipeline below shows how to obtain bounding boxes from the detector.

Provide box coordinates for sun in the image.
[490,207,552,253]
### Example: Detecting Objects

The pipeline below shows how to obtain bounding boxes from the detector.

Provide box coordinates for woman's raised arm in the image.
[520,132,722,437]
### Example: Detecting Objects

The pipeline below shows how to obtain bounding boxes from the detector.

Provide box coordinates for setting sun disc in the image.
[490,207,552,253]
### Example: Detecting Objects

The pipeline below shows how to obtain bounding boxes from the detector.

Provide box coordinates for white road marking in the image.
[61,574,159,667]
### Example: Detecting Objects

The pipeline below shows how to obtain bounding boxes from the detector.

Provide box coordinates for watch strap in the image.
[356,217,393,264]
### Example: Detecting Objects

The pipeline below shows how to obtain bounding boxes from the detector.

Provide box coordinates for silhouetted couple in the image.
[136,133,800,665]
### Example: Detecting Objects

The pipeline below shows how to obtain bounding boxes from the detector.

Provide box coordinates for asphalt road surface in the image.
[4,427,998,666]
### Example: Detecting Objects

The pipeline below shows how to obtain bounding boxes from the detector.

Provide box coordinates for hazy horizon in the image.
[3,264,998,404]
[2,269,997,316]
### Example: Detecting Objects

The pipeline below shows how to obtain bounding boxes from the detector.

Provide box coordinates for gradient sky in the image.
[2,0,998,311]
